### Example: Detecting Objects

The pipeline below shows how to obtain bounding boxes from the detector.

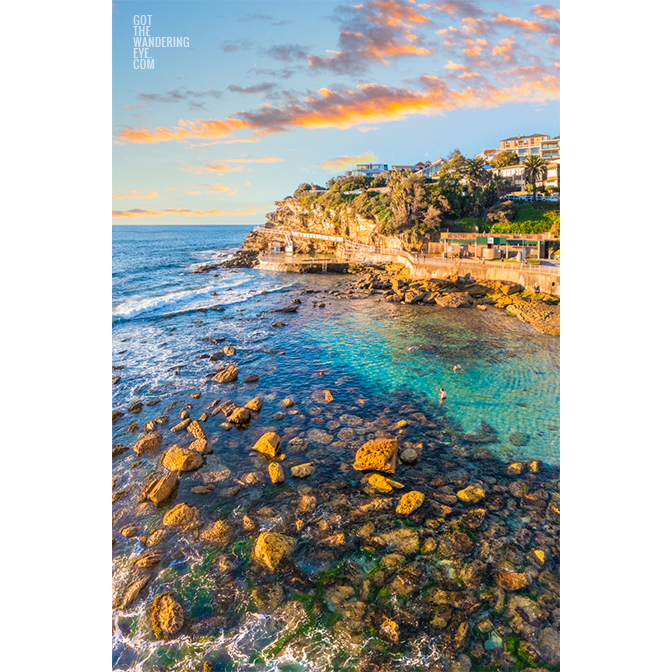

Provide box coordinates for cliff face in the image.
[245,197,411,254]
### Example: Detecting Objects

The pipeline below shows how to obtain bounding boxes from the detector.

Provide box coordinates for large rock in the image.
[245,397,264,412]
[133,432,163,456]
[200,520,232,544]
[354,438,399,474]
[457,484,485,502]
[290,463,314,478]
[213,365,238,383]
[396,491,424,514]
[160,446,204,472]
[436,292,473,308]
[269,462,285,484]
[151,592,184,639]
[538,627,560,666]
[252,532,296,571]
[494,570,528,591]
[188,438,212,454]
[252,432,281,457]
[377,528,419,554]
[229,407,251,424]
[117,573,151,609]
[163,502,200,528]
[140,471,178,506]
[187,420,206,439]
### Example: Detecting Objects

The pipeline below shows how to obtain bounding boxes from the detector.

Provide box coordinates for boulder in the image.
[223,345,236,356]
[252,432,281,457]
[396,491,425,514]
[400,448,418,464]
[229,407,251,424]
[117,573,151,609]
[354,438,399,474]
[538,627,560,666]
[436,292,473,308]
[252,532,296,571]
[457,484,485,502]
[188,438,212,454]
[366,473,403,493]
[133,432,163,456]
[170,418,191,433]
[187,420,206,439]
[151,592,184,639]
[163,502,200,528]
[269,462,285,484]
[281,398,294,408]
[290,463,314,478]
[161,446,204,472]
[200,520,232,544]
[243,374,259,383]
[245,397,264,412]
[494,570,528,591]
[213,365,238,383]
[140,472,178,506]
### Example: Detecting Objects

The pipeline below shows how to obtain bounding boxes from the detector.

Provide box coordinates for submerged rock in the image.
[269,462,285,484]
[396,491,425,514]
[151,592,185,639]
[133,432,163,456]
[163,502,200,529]
[457,484,485,502]
[200,520,232,544]
[252,532,296,571]
[290,463,314,478]
[494,570,528,591]
[229,407,251,424]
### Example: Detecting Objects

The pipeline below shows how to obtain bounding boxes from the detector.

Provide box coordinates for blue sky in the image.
[113,0,559,223]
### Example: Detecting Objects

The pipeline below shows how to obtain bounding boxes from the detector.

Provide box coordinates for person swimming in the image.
[453,364,462,372]
[439,387,447,403]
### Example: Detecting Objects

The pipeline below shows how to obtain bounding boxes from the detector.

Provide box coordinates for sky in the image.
[112,0,559,224]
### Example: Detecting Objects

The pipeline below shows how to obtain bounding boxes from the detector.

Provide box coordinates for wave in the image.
[113,280,291,321]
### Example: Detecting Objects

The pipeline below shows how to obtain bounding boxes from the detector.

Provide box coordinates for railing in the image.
[339,240,560,275]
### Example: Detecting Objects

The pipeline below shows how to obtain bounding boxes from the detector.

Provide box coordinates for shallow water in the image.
[112,225,560,671]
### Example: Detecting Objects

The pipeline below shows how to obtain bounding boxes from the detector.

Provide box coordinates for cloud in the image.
[219,39,254,53]
[317,151,379,171]
[532,4,560,22]
[137,89,223,105]
[492,13,549,33]
[434,2,485,19]
[306,0,433,75]
[202,183,237,194]
[114,117,251,144]
[265,44,309,62]
[179,157,283,174]
[228,82,277,95]
[112,189,158,200]
[239,13,273,22]
[112,205,270,219]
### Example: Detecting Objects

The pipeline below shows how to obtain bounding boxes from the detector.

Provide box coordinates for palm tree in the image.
[463,157,489,189]
[522,155,548,201]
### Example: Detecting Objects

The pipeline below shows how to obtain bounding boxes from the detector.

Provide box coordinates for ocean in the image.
[112,224,560,671]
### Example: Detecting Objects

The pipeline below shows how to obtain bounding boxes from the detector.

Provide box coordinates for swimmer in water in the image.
[439,387,447,403]
[453,364,462,372]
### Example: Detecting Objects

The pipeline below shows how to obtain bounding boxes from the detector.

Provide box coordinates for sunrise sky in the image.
[112,0,559,223]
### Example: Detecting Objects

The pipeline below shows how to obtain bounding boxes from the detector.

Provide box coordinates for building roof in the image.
[500,133,548,142]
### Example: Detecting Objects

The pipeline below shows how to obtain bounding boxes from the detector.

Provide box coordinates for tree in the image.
[386,172,442,235]
[490,151,519,168]
[463,157,489,189]
[522,155,548,201]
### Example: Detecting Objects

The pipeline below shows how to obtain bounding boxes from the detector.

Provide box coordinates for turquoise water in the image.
[112,225,560,671]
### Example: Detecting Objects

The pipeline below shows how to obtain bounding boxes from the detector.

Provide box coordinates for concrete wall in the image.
[343,250,560,296]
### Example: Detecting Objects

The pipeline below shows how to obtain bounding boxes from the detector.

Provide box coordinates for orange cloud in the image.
[492,37,516,60]
[532,4,560,21]
[317,151,378,171]
[112,189,158,200]
[112,205,270,219]
[179,157,283,174]
[492,14,547,33]
[366,0,431,28]
[201,183,237,194]
[114,117,251,144]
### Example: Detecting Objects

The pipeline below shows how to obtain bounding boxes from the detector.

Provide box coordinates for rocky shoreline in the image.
[193,245,560,337]
[113,267,560,671]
